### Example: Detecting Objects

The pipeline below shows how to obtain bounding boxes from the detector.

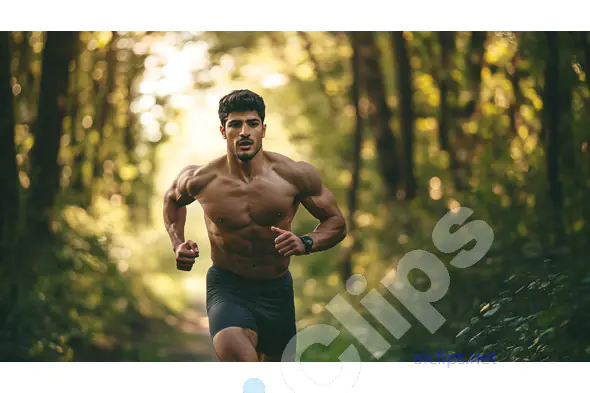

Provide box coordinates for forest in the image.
[1,31,589,361]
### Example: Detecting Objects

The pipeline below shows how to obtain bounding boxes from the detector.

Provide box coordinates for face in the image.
[220,111,266,162]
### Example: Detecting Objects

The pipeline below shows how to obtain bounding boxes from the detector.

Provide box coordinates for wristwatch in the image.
[299,235,314,255]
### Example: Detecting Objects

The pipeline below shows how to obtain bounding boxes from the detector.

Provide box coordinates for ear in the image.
[220,125,226,139]
[262,123,266,139]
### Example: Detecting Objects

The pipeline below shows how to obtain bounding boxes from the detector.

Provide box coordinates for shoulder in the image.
[177,164,201,179]
[175,158,221,197]
[267,152,322,197]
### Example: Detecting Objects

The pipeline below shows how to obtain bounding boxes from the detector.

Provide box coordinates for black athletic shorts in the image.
[206,264,297,360]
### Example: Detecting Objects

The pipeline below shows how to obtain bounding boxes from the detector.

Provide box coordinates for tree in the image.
[93,32,118,183]
[392,32,417,199]
[67,37,83,196]
[438,32,467,191]
[27,32,76,233]
[466,32,486,115]
[342,32,364,284]
[579,32,590,91]
[355,31,400,198]
[508,50,522,136]
[0,32,19,251]
[542,32,563,210]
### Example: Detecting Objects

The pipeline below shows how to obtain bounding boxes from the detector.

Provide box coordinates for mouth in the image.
[238,140,253,149]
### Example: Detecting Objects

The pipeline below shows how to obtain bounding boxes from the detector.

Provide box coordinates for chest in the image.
[197,173,299,229]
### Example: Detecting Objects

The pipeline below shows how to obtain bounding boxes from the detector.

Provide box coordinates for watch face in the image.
[301,236,313,253]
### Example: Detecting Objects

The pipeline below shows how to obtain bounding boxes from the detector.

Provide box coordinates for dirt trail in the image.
[155,302,218,361]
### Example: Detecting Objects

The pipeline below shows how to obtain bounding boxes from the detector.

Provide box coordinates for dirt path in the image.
[154,302,218,361]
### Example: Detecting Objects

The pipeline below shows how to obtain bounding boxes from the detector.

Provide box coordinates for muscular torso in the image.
[190,153,305,279]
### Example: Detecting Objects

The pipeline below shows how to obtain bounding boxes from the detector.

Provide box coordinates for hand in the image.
[271,226,305,257]
[175,240,199,271]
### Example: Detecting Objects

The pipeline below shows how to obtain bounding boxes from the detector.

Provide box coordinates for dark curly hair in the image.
[218,89,266,128]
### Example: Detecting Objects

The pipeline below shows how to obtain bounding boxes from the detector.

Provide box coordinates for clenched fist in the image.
[175,240,199,271]
[271,226,305,257]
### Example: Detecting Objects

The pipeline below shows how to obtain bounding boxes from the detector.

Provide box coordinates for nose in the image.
[239,124,250,137]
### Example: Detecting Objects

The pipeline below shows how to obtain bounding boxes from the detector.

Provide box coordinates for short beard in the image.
[232,142,261,162]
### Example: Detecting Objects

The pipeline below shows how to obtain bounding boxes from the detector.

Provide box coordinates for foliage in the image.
[203,31,590,361]
[0,206,177,361]
[1,31,208,361]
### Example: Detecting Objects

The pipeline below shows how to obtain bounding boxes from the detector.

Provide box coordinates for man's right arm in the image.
[163,165,200,271]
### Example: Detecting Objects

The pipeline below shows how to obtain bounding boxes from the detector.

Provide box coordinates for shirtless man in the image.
[163,89,347,362]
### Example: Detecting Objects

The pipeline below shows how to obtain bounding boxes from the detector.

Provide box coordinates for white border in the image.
[3,0,590,31]
[1,362,586,392]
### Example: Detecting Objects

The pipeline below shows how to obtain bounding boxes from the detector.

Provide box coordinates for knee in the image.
[213,328,258,362]
[217,345,257,362]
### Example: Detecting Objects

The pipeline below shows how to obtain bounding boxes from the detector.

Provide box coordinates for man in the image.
[163,89,347,362]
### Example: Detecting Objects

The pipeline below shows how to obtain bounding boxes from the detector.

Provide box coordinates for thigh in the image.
[207,299,258,340]
[257,318,297,361]
[207,301,259,362]
[254,285,297,360]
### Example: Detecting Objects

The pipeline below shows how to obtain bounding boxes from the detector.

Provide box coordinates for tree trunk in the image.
[70,52,85,196]
[27,32,76,232]
[124,54,141,223]
[342,32,364,284]
[16,32,35,124]
[71,39,94,207]
[466,32,486,116]
[542,32,563,210]
[391,31,417,200]
[580,32,590,92]
[355,31,400,198]
[61,36,81,193]
[0,32,20,251]
[557,34,575,196]
[438,32,466,191]
[509,51,521,136]
[93,33,117,181]
[67,37,81,190]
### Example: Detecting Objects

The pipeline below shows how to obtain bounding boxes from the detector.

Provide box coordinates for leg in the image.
[256,317,297,362]
[207,300,259,362]
[206,265,262,361]
[213,326,259,362]
[255,272,297,362]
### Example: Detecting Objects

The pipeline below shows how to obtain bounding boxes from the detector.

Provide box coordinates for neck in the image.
[227,147,266,181]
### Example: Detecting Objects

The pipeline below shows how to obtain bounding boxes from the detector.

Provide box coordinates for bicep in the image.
[301,185,343,222]
[296,161,322,198]
[295,161,341,220]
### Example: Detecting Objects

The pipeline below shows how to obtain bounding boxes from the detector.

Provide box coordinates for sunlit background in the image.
[139,33,304,305]
[115,33,308,337]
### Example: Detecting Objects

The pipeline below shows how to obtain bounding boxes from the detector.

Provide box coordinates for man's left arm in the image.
[273,162,347,256]
[299,184,348,253]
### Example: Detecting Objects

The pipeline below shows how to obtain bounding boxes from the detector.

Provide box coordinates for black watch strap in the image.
[299,235,314,254]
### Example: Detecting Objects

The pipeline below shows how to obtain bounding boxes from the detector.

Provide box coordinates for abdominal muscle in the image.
[206,223,291,279]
